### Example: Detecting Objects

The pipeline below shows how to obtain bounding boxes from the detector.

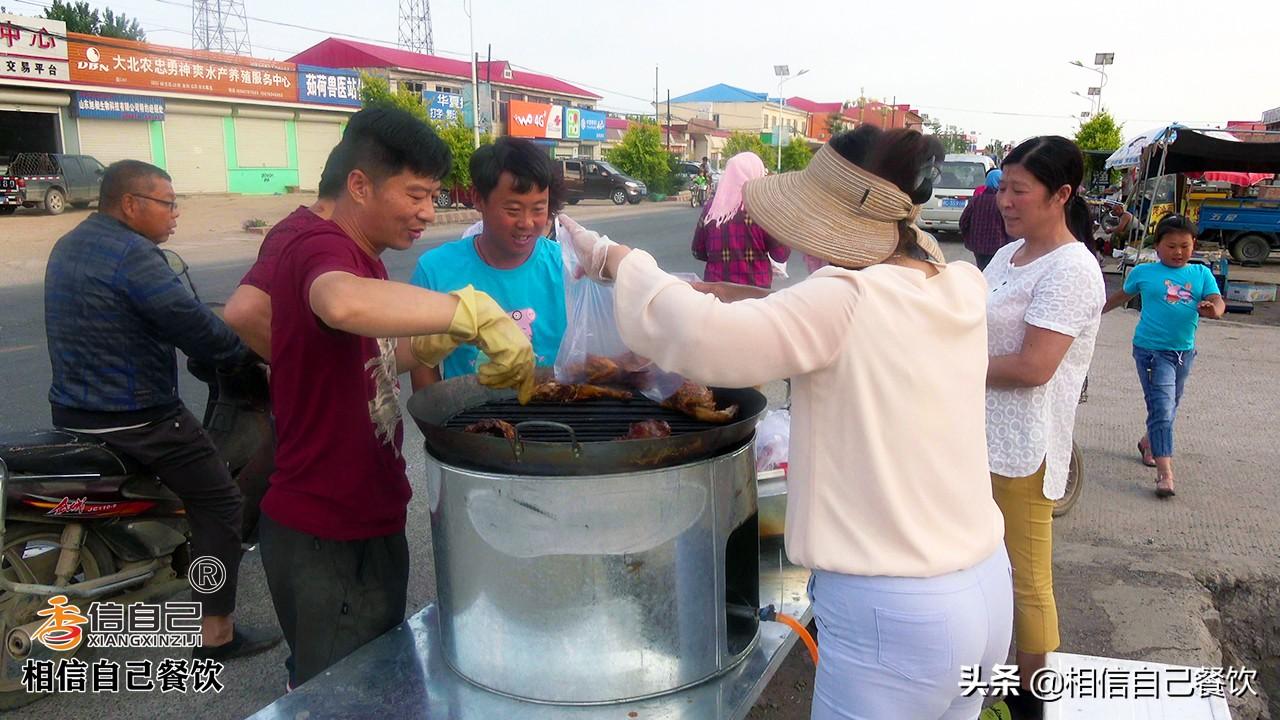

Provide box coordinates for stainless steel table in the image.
[248,540,811,720]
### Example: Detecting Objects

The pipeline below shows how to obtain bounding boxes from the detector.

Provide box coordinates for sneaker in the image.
[193,625,282,661]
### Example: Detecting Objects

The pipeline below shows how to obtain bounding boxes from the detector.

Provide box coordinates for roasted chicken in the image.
[662,381,739,424]
[618,419,672,440]
[532,381,634,403]
[464,418,518,440]
[565,352,654,387]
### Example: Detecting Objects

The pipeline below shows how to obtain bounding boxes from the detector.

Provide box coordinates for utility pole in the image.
[654,65,659,125]
[464,1,479,148]
[666,89,671,152]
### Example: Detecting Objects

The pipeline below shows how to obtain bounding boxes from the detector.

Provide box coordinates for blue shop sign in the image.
[74,92,164,121]
[424,91,464,123]
[579,109,607,142]
[298,65,362,107]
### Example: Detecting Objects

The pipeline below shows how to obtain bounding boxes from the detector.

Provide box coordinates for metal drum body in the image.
[425,441,761,705]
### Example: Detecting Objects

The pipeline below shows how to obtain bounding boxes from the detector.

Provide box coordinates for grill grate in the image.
[444,398,714,442]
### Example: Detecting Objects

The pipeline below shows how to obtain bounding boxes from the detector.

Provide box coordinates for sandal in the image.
[1155,475,1176,498]
[1138,438,1156,467]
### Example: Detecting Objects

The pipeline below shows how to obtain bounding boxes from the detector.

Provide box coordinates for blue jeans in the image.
[1133,346,1196,458]
[807,546,1013,720]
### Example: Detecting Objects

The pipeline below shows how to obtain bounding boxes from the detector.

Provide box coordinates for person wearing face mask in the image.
[408,137,568,389]
[982,136,1105,720]
[560,127,1012,720]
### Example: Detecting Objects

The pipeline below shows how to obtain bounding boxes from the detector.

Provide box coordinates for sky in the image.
[6,0,1277,146]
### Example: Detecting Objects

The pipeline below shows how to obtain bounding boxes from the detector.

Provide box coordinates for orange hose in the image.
[775,612,819,665]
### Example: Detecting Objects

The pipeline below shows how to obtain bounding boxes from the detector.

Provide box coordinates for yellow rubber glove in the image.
[442,286,535,403]
[409,333,460,369]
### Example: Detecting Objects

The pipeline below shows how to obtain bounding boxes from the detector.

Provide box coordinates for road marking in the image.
[0,344,38,354]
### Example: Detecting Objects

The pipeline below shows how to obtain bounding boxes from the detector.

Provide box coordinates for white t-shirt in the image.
[983,240,1105,499]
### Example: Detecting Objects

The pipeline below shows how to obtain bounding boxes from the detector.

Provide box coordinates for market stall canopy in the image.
[1106,125,1244,170]
[1108,125,1280,175]
[1188,171,1275,186]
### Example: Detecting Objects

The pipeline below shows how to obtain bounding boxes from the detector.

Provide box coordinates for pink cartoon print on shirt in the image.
[510,308,536,339]
[1164,279,1194,306]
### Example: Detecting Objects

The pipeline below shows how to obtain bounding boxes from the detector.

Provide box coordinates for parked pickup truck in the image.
[0,153,106,216]
[1196,199,1280,264]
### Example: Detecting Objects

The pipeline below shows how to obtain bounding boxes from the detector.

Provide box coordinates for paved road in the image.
[3,204,890,719]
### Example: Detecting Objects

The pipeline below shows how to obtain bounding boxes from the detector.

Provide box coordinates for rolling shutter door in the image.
[78,118,152,166]
[295,120,343,192]
[164,114,227,194]
[234,117,288,168]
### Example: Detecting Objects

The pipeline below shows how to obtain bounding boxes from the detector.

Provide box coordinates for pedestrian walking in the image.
[691,152,790,289]
[960,169,1013,269]
[1101,214,1225,497]
[982,136,1105,720]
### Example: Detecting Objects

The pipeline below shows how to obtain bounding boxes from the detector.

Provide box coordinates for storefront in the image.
[0,15,357,195]
[0,15,70,157]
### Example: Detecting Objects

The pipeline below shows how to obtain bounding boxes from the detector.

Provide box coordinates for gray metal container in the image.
[425,441,761,704]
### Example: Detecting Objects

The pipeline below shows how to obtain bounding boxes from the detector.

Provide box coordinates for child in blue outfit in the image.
[1103,215,1225,498]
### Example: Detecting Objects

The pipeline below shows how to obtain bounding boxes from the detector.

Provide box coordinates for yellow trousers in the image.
[992,463,1060,654]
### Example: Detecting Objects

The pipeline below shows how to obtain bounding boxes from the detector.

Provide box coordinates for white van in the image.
[918,154,997,235]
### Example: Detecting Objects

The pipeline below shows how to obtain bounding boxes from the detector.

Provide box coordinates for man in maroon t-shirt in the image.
[257,107,535,690]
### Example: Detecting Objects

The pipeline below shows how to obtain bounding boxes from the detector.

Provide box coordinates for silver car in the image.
[919,154,997,235]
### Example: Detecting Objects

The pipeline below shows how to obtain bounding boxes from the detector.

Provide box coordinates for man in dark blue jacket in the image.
[44,160,278,660]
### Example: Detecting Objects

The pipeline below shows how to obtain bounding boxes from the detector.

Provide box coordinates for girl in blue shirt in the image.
[1102,215,1225,498]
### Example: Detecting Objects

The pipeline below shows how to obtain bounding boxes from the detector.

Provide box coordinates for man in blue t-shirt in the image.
[410,138,566,388]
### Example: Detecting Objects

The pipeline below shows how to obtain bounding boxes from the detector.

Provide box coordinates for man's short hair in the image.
[471,137,555,204]
[99,160,171,209]
[324,107,451,190]
[316,109,379,198]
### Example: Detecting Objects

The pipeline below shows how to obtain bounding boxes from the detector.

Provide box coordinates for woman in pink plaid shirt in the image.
[692,152,791,288]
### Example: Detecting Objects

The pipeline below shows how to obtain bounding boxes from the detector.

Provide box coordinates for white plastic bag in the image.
[553,220,684,402]
[754,409,791,472]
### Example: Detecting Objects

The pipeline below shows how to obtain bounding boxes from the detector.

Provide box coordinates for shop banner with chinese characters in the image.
[67,32,297,102]
[579,110,607,142]
[0,14,69,83]
[74,91,164,121]
[507,99,563,139]
[424,91,463,123]
[297,65,361,107]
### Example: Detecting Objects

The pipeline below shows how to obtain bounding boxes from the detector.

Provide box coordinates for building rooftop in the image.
[669,83,769,104]
[288,38,601,100]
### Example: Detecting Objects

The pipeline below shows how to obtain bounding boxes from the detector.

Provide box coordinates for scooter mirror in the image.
[162,249,189,276]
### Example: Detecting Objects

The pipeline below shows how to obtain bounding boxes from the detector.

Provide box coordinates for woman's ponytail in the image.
[1067,192,1093,245]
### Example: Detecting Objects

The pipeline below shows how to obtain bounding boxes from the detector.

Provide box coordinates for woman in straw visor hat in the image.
[559,126,1012,719]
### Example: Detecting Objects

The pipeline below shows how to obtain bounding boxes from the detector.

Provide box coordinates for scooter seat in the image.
[0,430,146,477]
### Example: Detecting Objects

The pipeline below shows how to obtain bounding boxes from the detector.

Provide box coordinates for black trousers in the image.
[94,406,244,617]
[973,252,996,271]
[258,513,409,688]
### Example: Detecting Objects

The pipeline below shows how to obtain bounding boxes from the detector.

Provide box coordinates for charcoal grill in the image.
[408,376,767,476]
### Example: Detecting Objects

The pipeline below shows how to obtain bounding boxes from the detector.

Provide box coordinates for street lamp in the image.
[464,0,481,149]
[773,65,808,171]
[1071,90,1097,116]
[1069,53,1114,113]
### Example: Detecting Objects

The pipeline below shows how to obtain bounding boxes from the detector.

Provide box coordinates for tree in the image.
[1074,110,1124,179]
[826,112,850,138]
[359,72,429,124]
[432,116,491,191]
[983,140,1005,163]
[722,131,771,170]
[43,0,145,40]
[926,119,970,154]
[359,74,491,190]
[780,136,812,172]
[604,120,671,193]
